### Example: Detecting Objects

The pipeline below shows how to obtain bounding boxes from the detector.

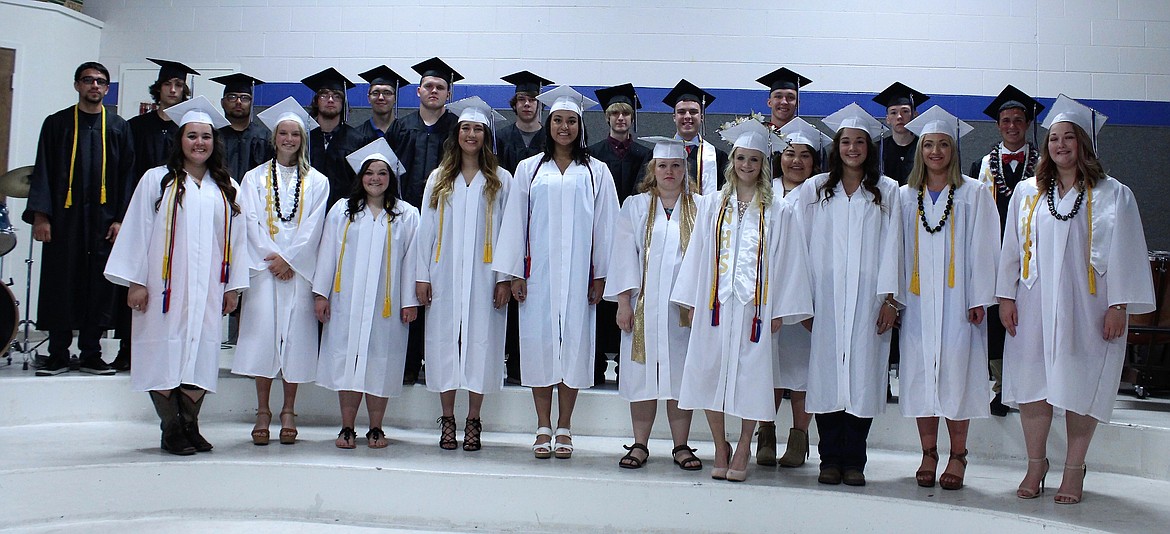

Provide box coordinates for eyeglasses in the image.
[78,76,109,86]
[319,91,345,101]
[368,90,395,99]
[223,94,253,103]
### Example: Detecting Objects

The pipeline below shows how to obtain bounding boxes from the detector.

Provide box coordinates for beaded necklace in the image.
[986,142,1038,200]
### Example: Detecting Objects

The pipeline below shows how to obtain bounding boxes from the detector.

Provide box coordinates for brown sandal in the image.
[335,427,357,449]
[672,444,702,471]
[916,447,939,487]
[251,409,272,446]
[939,449,968,490]
[366,427,388,449]
[279,410,298,445]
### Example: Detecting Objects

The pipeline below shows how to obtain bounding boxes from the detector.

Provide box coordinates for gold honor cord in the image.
[66,105,107,207]
[909,206,956,295]
[434,203,444,262]
[265,161,307,237]
[383,215,393,318]
[1086,186,1095,295]
[1021,193,1041,280]
[631,195,658,364]
[334,219,352,293]
[433,189,495,264]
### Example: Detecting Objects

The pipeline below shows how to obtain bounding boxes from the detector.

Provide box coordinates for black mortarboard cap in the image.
[358,65,409,89]
[412,57,464,85]
[756,67,812,92]
[148,58,199,83]
[501,70,554,94]
[210,73,265,95]
[594,83,641,110]
[662,79,715,109]
[301,67,355,93]
[873,82,930,109]
[983,84,1045,122]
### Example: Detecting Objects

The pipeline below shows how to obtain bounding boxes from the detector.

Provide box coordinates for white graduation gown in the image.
[493,154,619,389]
[603,192,693,402]
[671,193,814,422]
[105,167,248,393]
[897,178,999,420]
[997,176,1154,422]
[231,162,329,382]
[313,200,420,398]
[772,183,814,391]
[793,173,902,418]
[416,167,513,395]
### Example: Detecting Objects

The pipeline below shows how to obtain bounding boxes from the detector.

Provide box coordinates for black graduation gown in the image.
[22,106,134,331]
[351,118,390,148]
[385,110,458,208]
[496,123,546,174]
[587,138,651,203]
[127,111,176,182]
[220,121,273,181]
[310,123,364,208]
[686,142,729,192]
[880,134,917,184]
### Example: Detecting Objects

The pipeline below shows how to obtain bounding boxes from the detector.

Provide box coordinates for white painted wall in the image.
[83,0,1170,101]
[0,0,103,335]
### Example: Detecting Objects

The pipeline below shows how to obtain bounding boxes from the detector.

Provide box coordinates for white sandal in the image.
[553,427,574,459]
[533,426,553,459]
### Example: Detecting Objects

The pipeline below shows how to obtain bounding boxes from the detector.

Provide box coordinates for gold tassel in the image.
[65,105,108,208]
[99,106,107,204]
[1087,186,1096,295]
[434,202,444,263]
[265,162,278,237]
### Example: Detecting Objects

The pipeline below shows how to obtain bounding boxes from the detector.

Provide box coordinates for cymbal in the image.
[0,166,32,198]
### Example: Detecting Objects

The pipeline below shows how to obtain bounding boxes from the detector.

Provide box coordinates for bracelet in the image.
[1110,304,1126,311]
[883,300,898,311]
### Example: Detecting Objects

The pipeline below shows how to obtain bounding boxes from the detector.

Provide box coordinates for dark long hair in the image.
[818,128,883,206]
[538,110,591,167]
[1035,122,1105,194]
[154,123,239,214]
[346,159,403,222]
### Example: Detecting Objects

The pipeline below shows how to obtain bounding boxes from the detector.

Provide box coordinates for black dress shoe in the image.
[990,393,1009,417]
[35,356,70,376]
[111,352,131,372]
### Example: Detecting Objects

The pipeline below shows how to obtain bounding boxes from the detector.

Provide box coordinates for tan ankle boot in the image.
[756,422,777,466]
[777,428,809,468]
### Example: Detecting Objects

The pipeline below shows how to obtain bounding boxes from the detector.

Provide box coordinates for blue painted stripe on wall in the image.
[104,82,1170,127]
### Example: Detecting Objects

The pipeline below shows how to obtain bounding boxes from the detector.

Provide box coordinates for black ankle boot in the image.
[149,390,196,455]
[177,392,213,452]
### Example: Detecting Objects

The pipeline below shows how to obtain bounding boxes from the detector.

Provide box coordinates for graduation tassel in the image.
[482,202,493,263]
[66,104,108,208]
[334,219,352,293]
[160,180,180,314]
[709,197,729,327]
[220,191,233,284]
[750,316,763,343]
[1086,185,1096,295]
[749,208,767,344]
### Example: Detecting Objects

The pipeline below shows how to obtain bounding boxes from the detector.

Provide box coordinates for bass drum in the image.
[1128,251,1170,343]
[0,229,16,257]
[0,284,16,353]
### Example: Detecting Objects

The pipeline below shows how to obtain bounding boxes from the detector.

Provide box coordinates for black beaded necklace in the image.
[269,160,303,222]
[1047,181,1084,221]
[917,186,955,234]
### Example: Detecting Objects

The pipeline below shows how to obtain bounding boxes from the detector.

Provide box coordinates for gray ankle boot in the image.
[149,390,195,456]
[756,422,777,466]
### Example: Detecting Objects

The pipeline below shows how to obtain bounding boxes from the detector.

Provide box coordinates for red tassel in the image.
[523,256,531,279]
[220,261,230,284]
[750,316,763,343]
[161,288,171,314]
[710,302,720,326]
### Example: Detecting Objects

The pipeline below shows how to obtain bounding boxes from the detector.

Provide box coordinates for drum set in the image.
[0,165,44,369]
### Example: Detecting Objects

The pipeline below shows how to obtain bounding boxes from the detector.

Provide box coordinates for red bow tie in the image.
[1002,152,1025,165]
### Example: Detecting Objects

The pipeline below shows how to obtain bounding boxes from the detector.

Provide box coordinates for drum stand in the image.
[8,235,46,369]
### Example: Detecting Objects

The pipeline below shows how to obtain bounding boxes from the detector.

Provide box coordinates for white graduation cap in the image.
[718,118,784,155]
[257,96,320,132]
[535,85,598,116]
[346,137,406,178]
[904,105,973,140]
[639,136,687,160]
[447,96,507,126]
[821,102,884,139]
[780,117,832,152]
[1041,94,1107,137]
[163,95,230,129]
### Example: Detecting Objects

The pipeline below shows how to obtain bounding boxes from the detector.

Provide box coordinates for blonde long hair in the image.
[720,147,774,210]
[906,133,963,191]
[429,122,503,209]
